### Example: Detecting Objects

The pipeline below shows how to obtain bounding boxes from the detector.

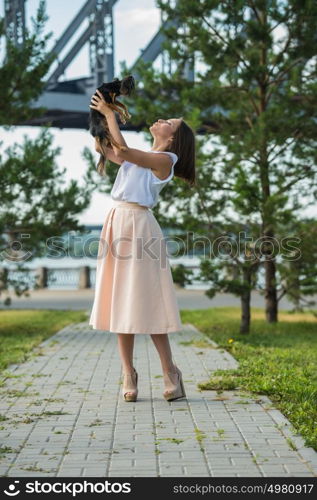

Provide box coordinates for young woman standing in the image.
[89,89,196,402]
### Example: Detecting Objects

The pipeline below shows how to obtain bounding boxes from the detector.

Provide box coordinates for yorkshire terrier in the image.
[88,75,135,174]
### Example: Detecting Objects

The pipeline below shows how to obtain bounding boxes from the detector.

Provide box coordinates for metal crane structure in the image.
[3,0,195,131]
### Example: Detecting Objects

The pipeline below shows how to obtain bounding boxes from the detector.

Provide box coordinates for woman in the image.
[89,89,196,403]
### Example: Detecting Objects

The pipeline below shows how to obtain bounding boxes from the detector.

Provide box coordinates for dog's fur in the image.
[88,75,135,173]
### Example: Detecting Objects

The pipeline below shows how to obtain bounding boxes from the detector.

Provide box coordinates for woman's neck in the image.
[150,147,167,152]
[151,140,169,152]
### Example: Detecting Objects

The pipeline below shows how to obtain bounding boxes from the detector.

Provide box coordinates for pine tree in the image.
[276,218,317,312]
[0,0,56,125]
[120,0,317,328]
[0,1,97,305]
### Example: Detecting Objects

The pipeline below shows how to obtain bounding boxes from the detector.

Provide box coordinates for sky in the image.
[0,0,164,224]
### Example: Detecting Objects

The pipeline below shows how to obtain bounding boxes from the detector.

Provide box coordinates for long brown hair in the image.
[167,118,196,187]
[94,118,128,176]
[95,136,108,177]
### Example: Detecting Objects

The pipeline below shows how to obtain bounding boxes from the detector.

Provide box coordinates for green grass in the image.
[180,307,317,451]
[0,309,87,383]
[194,428,207,451]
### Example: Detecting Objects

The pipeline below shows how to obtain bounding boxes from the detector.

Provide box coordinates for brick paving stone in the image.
[0,321,316,477]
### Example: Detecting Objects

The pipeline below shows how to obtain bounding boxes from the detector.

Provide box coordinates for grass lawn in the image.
[180,307,317,451]
[0,309,87,383]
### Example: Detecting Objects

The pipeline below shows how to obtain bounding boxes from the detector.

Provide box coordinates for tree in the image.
[0,128,96,305]
[276,218,317,312]
[0,0,57,125]
[0,1,98,305]
[118,0,317,329]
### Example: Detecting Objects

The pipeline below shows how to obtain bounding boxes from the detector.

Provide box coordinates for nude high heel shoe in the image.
[163,365,186,401]
[122,368,138,402]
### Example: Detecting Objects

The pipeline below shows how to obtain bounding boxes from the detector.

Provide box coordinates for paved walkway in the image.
[0,322,316,477]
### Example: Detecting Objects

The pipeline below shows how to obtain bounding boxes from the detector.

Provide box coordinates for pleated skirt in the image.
[88,200,183,334]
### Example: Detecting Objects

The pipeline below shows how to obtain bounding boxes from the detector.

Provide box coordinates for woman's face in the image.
[150,118,182,142]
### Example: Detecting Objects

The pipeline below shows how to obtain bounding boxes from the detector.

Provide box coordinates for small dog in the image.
[88,75,135,173]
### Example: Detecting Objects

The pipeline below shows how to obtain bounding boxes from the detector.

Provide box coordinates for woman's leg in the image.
[151,334,184,398]
[117,333,136,397]
[117,333,135,373]
[150,334,177,374]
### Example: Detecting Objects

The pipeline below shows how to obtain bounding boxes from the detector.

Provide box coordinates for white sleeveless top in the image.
[110,150,178,208]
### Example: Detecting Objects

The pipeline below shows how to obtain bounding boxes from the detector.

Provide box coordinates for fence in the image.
[1,264,202,290]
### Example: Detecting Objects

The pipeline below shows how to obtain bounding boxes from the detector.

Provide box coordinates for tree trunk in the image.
[257,12,279,324]
[290,259,302,312]
[264,258,278,322]
[240,268,252,334]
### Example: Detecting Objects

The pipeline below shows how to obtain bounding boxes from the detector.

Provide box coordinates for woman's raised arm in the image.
[103,111,129,152]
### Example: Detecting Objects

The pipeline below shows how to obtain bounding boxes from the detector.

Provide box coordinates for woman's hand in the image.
[89,89,114,117]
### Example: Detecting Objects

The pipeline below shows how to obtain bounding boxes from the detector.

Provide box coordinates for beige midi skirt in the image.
[88,200,183,334]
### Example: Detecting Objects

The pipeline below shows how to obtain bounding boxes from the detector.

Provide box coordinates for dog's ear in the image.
[120,75,135,96]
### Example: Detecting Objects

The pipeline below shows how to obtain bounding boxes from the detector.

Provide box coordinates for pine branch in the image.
[267,57,303,89]
[222,86,260,116]
[248,0,262,24]
[277,286,288,302]
[194,182,216,230]
[212,181,235,191]
[276,170,315,196]
[268,20,286,34]
[269,30,292,75]
[282,287,316,306]
[268,132,301,163]
[201,16,252,72]
[266,58,303,104]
